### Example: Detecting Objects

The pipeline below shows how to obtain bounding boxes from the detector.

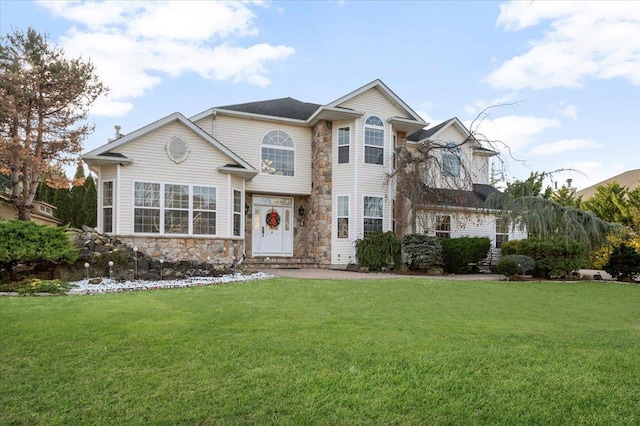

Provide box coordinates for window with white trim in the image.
[338,127,350,164]
[363,196,383,235]
[443,142,461,178]
[134,182,216,235]
[495,217,509,248]
[192,186,216,235]
[102,181,113,233]
[261,129,295,176]
[392,134,397,170]
[164,184,189,234]
[435,215,451,238]
[364,116,384,165]
[337,195,349,238]
[233,190,242,237]
[134,182,161,233]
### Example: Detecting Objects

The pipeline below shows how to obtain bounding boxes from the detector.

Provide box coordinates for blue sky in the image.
[2,0,639,191]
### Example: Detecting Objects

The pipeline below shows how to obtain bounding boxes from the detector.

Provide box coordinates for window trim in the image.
[102,180,114,233]
[337,127,350,165]
[337,195,350,239]
[133,181,218,236]
[232,189,243,237]
[260,129,296,176]
[435,214,451,238]
[364,115,385,166]
[363,195,384,236]
[495,216,509,248]
[442,141,461,178]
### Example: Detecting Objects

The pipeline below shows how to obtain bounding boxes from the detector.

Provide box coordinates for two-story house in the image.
[82,80,522,269]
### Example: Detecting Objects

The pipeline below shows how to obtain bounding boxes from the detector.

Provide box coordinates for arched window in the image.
[442,142,461,178]
[364,116,384,165]
[261,130,295,176]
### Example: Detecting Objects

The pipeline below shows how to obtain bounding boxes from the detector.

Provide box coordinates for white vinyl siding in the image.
[213,115,311,195]
[112,121,241,237]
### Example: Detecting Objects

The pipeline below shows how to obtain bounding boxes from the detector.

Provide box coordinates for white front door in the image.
[252,197,293,256]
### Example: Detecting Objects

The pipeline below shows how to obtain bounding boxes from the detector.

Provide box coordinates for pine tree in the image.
[0,28,106,221]
[82,174,97,228]
[69,161,86,227]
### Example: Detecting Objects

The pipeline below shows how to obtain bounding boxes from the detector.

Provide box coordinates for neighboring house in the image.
[0,194,62,226]
[406,117,526,262]
[82,80,522,268]
[576,169,640,200]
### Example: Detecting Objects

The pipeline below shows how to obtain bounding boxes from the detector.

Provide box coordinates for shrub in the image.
[92,250,130,275]
[355,231,401,271]
[0,278,72,295]
[496,256,520,279]
[496,254,536,279]
[501,237,585,279]
[440,237,491,274]
[604,244,640,282]
[401,234,443,270]
[0,220,79,282]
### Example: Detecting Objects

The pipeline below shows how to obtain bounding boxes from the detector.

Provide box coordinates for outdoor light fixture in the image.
[108,260,114,280]
[84,262,90,279]
[298,205,305,216]
[133,246,138,280]
[245,203,250,215]
[159,258,164,280]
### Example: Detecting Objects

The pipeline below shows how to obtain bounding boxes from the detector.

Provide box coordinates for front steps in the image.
[244,257,323,270]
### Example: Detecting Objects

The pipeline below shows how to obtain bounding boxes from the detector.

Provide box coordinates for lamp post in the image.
[84,262,90,279]
[133,246,138,280]
[159,259,164,280]
[108,261,114,280]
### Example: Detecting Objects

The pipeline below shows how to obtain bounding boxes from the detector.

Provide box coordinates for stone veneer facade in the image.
[118,236,244,266]
[294,120,333,266]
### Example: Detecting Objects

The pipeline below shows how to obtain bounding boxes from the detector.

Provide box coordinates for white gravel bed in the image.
[67,272,275,295]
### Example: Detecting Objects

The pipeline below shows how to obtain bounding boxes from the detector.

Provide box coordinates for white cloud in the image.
[556,103,578,121]
[38,1,294,117]
[414,102,437,127]
[528,139,601,156]
[488,1,640,90]
[464,115,561,153]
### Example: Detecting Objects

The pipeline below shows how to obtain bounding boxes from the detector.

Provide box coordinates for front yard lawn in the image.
[1,278,639,424]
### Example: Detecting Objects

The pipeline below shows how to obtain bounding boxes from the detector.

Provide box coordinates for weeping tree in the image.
[389,104,618,250]
[486,181,620,250]
[0,27,106,221]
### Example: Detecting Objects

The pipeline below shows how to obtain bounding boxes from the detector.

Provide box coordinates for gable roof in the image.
[82,112,258,179]
[327,79,427,126]
[407,117,497,156]
[217,97,321,121]
[421,183,501,210]
[576,169,640,200]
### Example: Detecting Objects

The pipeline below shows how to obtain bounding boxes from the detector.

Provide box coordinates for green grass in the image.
[1,278,639,425]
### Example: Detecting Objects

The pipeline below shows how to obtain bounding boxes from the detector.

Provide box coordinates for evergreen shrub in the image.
[440,237,491,274]
[0,220,78,282]
[501,237,584,278]
[496,254,536,279]
[355,231,401,271]
[604,244,640,282]
[401,234,443,270]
